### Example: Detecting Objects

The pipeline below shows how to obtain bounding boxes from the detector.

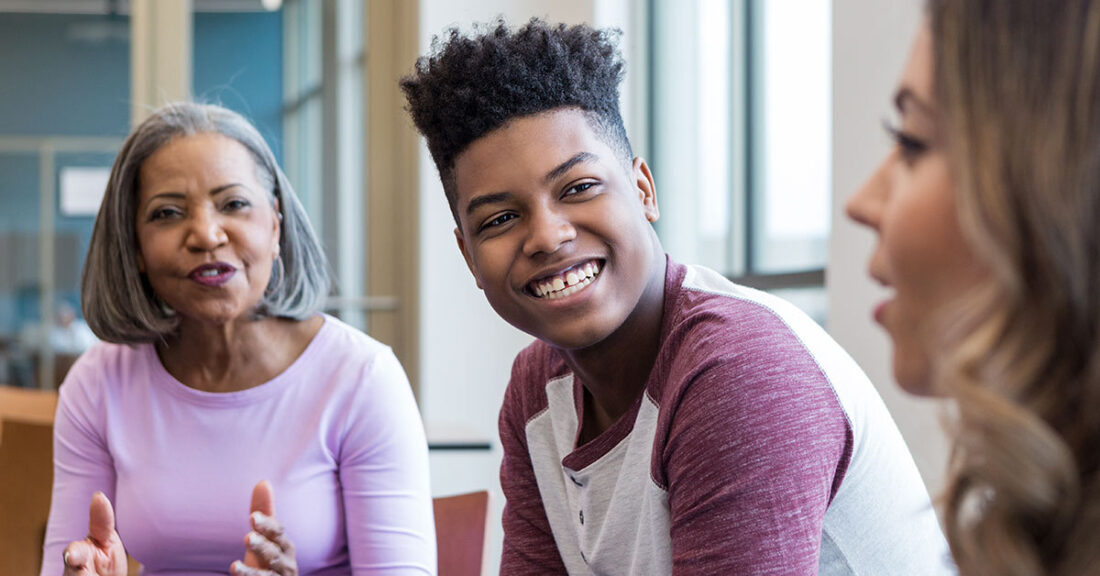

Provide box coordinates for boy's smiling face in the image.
[452,108,662,351]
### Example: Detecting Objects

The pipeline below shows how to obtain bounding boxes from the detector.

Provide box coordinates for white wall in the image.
[828,0,952,494]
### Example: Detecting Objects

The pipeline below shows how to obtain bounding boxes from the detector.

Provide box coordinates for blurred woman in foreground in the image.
[847,1,1100,574]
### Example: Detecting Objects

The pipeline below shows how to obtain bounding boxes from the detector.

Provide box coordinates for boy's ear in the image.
[454,227,483,290]
[633,157,660,223]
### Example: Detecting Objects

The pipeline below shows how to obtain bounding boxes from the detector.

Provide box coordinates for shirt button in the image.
[570,475,583,487]
[579,509,584,525]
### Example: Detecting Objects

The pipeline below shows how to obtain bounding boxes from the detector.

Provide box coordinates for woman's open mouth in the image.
[189,263,237,287]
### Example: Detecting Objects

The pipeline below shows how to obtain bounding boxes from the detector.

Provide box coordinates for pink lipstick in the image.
[189,262,236,287]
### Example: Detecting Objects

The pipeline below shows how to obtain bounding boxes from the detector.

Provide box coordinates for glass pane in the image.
[650,0,737,275]
[750,0,832,273]
[0,14,130,137]
[193,8,285,160]
[770,285,827,327]
[0,12,128,388]
[696,0,733,273]
[0,153,41,387]
[51,152,113,381]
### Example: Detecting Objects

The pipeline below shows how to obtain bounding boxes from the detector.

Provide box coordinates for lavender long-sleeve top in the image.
[41,315,436,575]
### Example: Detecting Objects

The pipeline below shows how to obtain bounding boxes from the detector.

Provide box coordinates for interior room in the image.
[0,0,948,574]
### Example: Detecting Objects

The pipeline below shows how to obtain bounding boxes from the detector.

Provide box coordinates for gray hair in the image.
[82,102,331,343]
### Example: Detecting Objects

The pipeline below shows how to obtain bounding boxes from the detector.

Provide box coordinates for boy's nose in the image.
[523,207,577,256]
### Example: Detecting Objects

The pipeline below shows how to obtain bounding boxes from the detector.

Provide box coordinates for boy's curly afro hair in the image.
[400,18,632,220]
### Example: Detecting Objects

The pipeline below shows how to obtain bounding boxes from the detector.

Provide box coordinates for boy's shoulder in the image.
[662,262,821,362]
[653,261,861,406]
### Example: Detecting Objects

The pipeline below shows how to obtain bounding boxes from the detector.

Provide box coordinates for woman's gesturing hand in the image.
[230,480,299,576]
[62,492,127,576]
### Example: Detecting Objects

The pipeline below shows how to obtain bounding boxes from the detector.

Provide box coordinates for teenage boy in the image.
[403,19,951,575]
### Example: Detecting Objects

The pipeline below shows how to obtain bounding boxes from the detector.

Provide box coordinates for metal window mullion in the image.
[728,0,749,278]
[38,145,56,390]
[743,0,758,276]
[320,0,340,292]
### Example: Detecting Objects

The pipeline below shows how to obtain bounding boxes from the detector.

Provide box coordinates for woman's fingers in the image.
[239,481,297,575]
[250,480,276,518]
[230,559,275,576]
[62,541,94,575]
[232,530,299,576]
[63,493,127,576]
[245,531,288,569]
[88,492,116,545]
[251,511,295,554]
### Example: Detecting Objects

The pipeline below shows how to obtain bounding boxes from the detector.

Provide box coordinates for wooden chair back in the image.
[433,490,491,576]
[0,385,58,575]
[0,419,54,575]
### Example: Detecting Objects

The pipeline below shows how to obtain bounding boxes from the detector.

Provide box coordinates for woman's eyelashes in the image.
[222,198,251,211]
[883,120,929,165]
[147,198,252,222]
[149,205,183,221]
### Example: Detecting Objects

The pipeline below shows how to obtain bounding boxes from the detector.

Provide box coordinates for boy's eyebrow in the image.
[544,151,597,183]
[465,191,514,217]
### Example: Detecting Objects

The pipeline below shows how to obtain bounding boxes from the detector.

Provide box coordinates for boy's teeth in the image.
[533,261,602,299]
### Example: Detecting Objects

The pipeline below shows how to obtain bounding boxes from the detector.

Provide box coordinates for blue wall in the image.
[0,14,131,137]
[194,11,284,159]
[0,11,283,147]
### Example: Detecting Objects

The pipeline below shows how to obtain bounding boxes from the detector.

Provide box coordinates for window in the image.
[281,0,367,329]
[648,0,831,323]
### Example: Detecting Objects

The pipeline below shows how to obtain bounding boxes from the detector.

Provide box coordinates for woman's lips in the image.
[873,299,889,324]
[189,263,237,287]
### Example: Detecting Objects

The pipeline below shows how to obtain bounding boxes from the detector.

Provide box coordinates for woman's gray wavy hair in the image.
[82,102,331,343]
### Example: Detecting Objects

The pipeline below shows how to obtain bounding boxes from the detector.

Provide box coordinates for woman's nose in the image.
[185,210,228,251]
[846,159,889,231]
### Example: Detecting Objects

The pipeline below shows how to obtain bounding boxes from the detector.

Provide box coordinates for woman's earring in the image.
[266,254,285,296]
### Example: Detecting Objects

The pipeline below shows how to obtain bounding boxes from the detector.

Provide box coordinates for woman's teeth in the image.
[532,261,601,299]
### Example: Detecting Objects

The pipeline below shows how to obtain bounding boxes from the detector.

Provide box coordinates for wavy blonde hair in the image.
[929,1,1100,574]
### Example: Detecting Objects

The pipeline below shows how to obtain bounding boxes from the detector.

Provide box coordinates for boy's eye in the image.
[480,212,517,231]
[564,182,597,197]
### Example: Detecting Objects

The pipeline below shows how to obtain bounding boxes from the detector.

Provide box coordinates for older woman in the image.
[42,102,435,575]
[847,1,1100,574]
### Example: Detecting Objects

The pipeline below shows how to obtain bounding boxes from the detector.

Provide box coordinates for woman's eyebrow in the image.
[893,86,934,117]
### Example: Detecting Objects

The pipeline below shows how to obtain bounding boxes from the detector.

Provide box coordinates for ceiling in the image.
[0,0,279,14]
